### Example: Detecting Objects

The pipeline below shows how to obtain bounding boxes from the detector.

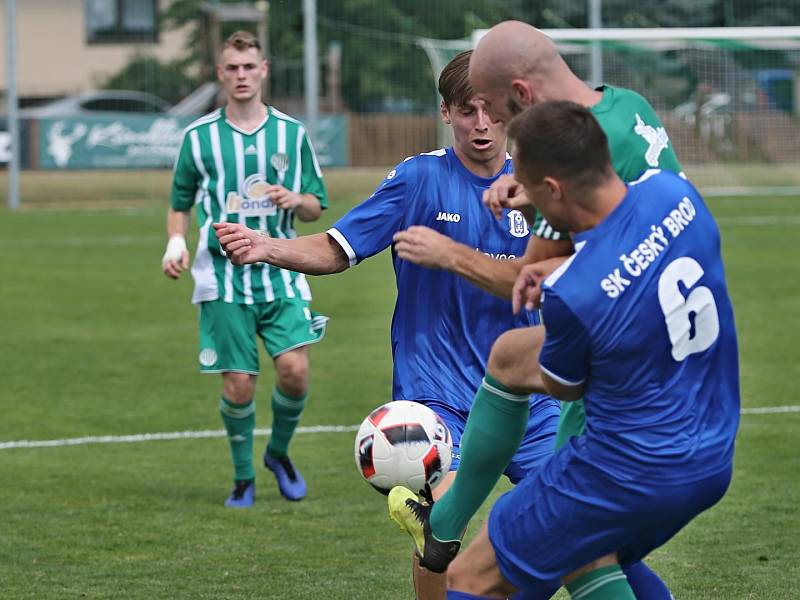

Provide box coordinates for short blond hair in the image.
[222,30,262,55]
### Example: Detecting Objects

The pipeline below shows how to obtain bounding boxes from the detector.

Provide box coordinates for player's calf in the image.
[445,522,518,598]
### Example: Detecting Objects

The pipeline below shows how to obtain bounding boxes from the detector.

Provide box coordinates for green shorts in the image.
[197,298,328,374]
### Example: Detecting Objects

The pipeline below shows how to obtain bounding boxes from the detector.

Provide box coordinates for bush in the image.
[103,54,199,106]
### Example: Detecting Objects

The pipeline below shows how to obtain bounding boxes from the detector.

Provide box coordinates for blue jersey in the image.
[328,148,538,411]
[539,170,740,485]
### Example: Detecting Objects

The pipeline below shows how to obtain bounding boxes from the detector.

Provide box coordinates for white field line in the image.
[1,407,797,451]
[0,235,163,248]
[1,214,798,250]
[716,215,800,226]
[740,405,800,414]
[0,425,359,450]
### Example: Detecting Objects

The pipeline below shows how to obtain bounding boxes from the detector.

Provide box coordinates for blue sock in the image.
[447,592,489,600]
[623,561,673,600]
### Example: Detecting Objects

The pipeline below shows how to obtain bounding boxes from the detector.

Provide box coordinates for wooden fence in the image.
[349,113,439,167]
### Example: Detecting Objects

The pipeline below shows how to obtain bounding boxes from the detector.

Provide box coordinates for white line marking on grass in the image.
[740,405,800,415]
[0,425,359,450]
[1,407,797,451]
[704,187,800,197]
[0,235,163,248]
[2,214,794,252]
[716,216,800,226]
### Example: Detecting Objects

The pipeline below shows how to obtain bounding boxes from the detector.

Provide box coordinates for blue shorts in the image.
[488,444,732,587]
[420,396,560,484]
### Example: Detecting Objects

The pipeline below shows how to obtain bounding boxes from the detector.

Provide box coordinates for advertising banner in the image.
[38,113,349,170]
[305,114,348,167]
[39,115,194,169]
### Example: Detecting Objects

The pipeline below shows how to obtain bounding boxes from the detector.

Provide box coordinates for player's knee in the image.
[487,328,540,392]
[222,373,256,404]
[275,352,309,396]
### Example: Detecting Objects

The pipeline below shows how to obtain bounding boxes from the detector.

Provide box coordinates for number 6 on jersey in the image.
[657,257,720,362]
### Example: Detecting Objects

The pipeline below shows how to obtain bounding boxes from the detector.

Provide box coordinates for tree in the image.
[102,54,197,106]
[122,0,800,112]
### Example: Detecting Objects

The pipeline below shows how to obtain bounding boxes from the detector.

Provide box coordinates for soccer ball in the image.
[354,401,453,496]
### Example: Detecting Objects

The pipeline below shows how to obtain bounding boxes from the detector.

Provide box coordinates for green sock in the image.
[219,396,255,482]
[567,565,636,600]
[266,387,307,458]
[429,373,530,541]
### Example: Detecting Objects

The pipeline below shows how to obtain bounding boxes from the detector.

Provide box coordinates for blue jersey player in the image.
[214,51,560,599]
[411,102,740,600]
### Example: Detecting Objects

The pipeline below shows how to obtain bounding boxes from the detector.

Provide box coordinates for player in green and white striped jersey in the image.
[162,31,329,508]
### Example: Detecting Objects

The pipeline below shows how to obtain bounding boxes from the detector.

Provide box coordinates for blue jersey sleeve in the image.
[327,160,411,266]
[539,289,590,386]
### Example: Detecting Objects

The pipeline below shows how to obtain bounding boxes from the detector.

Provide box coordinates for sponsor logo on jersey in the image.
[199,348,218,367]
[386,169,397,180]
[270,152,290,172]
[245,144,258,155]
[436,211,461,223]
[634,113,670,167]
[507,210,529,238]
[226,173,277,216]
[476,248,517,260]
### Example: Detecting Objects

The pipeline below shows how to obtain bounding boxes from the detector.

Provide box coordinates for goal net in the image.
[418,27,800,196]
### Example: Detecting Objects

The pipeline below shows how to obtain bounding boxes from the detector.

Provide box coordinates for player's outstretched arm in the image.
[214,222,348,275]
[393,226,524,300]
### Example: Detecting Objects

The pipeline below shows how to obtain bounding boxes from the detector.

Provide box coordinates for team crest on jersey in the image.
[270,152,290,172]
[507,210,529,238]
[633,113,670,167]
[199,348,218,367]
[226,173,276,217]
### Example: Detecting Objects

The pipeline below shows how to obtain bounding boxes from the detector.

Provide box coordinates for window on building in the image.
[86,0,158,43]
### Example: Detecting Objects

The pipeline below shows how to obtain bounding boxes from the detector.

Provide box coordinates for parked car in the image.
[20,90,173,118]
[18,85,221,119]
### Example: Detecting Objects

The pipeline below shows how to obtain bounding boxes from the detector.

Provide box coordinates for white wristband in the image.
[162,235,188,266]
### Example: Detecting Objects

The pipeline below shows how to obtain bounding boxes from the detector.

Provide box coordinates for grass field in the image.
[0,169,798,599]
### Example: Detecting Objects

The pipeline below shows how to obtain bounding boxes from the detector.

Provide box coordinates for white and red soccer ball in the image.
[354,401,453,496]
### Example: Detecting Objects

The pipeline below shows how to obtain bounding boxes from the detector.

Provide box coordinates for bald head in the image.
[470,21,594,124]
[472,21,560,89]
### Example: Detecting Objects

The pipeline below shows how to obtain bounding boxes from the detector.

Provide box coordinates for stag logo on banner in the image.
[47,122,88,168]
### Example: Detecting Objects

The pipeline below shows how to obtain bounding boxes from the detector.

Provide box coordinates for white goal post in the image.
[418,27,800,195]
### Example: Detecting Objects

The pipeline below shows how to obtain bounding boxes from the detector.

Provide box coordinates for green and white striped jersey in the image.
[171,105,328,305]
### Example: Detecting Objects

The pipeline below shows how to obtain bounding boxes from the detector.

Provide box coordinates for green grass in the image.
[0,173,798,599]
